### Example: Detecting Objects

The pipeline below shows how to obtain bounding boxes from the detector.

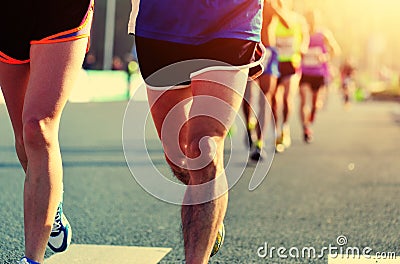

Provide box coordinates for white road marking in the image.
[46,244,171,264]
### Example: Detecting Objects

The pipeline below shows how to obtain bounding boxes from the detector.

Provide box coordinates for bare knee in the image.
[23,117,58,150]
[187,134,218,159]
[186,134,224,185]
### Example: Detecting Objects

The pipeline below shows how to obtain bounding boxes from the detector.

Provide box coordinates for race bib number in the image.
[303,47,324,66]
[276,37,295,58]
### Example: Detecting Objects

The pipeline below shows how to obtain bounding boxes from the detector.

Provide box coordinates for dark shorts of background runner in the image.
[0,0,91,61]
[135,36,258,87]
[277,61,297,84]
[300,74,326,91]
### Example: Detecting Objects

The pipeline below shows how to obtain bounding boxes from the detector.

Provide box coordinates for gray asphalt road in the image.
[0,92,399,264]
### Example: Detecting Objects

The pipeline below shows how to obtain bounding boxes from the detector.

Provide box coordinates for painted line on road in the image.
[46,244,171,264]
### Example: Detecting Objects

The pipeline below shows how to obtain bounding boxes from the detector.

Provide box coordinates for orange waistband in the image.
[30,0,94,46]
[0,51,30,64]
[0,0,94,65]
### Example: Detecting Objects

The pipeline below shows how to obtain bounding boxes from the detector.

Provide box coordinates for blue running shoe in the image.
[18,257,40,264]
[47,202,72,252]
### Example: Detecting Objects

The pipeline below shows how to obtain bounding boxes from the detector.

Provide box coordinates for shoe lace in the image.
[51,208,62,233]
[18,258,36,264]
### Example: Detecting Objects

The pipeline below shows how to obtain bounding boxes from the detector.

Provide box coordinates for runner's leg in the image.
[147,86,193,184]
[0,63,30,171]
[182,68,247,263]
[21,39,87,262]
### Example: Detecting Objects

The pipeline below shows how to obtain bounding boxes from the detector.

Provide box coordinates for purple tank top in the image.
[301,32,329,77]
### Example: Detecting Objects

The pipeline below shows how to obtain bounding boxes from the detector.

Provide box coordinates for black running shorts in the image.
[0,0,94,64]
[277,61,297,84]
[135,36,264,86]
[300,74,326,91]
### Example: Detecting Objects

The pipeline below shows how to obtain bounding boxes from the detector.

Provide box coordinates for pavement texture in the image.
[0,91,399,263]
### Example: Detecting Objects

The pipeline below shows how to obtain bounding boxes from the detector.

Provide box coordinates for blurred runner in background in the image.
[242,0,290,161]
[299,10,341,143]
[272,0,309,152]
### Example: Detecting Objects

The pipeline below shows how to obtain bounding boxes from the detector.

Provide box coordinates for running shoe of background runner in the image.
[303,126,314,143]
[275,135,285,153]
[250,140,264,161]
[281,125,292,148]
[250,146,263,161]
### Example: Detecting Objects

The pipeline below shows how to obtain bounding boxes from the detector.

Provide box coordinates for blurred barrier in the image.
[70,69,131,102]
[1,69,147,104]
